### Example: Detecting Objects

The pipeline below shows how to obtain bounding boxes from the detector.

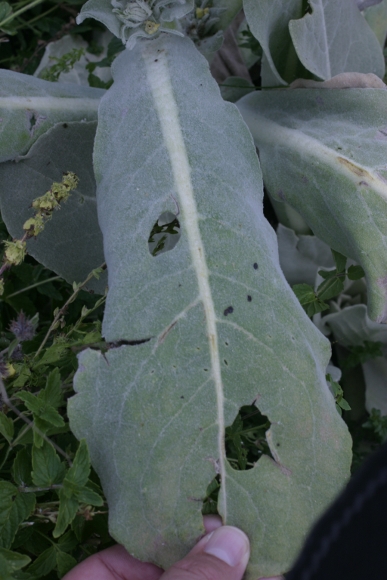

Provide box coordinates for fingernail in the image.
[203,526,250,567]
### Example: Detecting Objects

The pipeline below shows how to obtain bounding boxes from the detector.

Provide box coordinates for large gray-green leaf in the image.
[0,69,104,162]
[0,122,106,293]
[289,0,385,80]
[364,0,387,47]
[277,224,333,287]
[243,0,305,85]
[237,87,387,323]
[68,36,351,578]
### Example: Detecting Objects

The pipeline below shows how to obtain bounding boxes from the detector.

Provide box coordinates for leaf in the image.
[0,70,104,163]
[0,413,14,444]
[276,224,334,286]
[64,440,90,489]
[0,2,12,23]
[12,449,33,488]
[55,550,77,578]
[68,36,352,579]
[316,270,345,301]
[31,441,65,487]
[289,0,385,80]
[72,486,103,506]
[0,482,17,532]
[26,546,56,577]
[53,492,78,538]
[0,122,106,293]
[18,391,64,429]
[0,548,30,572]
[292,283,329,316]
[348,265,365,280]
[331,249,347,273]
[237,87,387,323]
[243,0,306,85]
[0,493,36,550]
[364,0,387,47]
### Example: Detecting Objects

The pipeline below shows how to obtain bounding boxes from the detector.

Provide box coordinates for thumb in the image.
[160,526,250,580]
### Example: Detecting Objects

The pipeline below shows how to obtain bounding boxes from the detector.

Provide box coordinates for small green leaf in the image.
[53,492,78,538]
[35,344,69,367]
[55,550,77,577]
[362,408,387,442]
[0,482,16,531]
[331,249,347,273]
[74,486,103,506]
[338,399,351,411]
[12,449,32,487]
[343,340,383,369]
[26,546,56,577]
[347,264,365,280]
[64,440,90,489]
[0,493,36,550]
[17,392,41,416]
[0,547,31,571]
[0,1,12,21]
[43,368,63,409]
[38,406,64,429]
[31,441,65,487]
[316,273,345,301]
[0,413,14,444]
[292,283,329,316]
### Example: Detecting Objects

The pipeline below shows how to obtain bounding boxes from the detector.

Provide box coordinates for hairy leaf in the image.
[0,69,104,162]
[68,36,351,578]
[0,122,106,293]
[289,0,385,80]
[243,0,305,85]
[237,87,387,322]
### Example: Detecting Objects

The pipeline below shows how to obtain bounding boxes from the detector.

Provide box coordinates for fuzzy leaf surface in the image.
[243,0,305,85]
[0,69,104,162]
[237,87,387,323]
[289,0,385,80]
[68,36,351,578]
[0,122,106,292]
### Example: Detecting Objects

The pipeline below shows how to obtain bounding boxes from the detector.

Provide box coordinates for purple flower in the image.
[9,311,37,342]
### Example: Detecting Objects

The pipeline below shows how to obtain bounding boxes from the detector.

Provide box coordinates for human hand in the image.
[62,515,283,580]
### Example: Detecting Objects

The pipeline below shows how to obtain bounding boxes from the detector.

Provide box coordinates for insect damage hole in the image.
[225,404,273,471]
[148,211,181,256]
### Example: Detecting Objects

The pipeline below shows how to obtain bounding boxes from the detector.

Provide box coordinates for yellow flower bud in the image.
[4,240,27,266]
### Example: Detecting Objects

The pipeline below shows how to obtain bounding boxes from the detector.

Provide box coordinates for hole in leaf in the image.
[201,405,274,515]
[225,405,273,471]
[202,475,221,515]
[28,111,38,131]
[148,211,181,257]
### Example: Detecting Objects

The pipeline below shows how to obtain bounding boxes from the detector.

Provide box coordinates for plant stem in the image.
[0,0,46,28]
[34,263,106,359]
[6,276,62,299]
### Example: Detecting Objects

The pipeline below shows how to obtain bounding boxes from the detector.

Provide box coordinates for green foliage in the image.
[85,36,124,89]
[293,250,365,317]
[39,48,85,82]
[343,340,383,369]
[225,405,272,471]
[326,374,351,416]
[362,408,387,443]
[0,235,110,578]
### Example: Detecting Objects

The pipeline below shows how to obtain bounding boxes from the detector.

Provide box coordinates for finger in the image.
[203,514,222,533]
[62,544,163,580]
[160,525,250,580]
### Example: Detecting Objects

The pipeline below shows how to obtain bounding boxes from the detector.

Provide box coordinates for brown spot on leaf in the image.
[337,157,371,179]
